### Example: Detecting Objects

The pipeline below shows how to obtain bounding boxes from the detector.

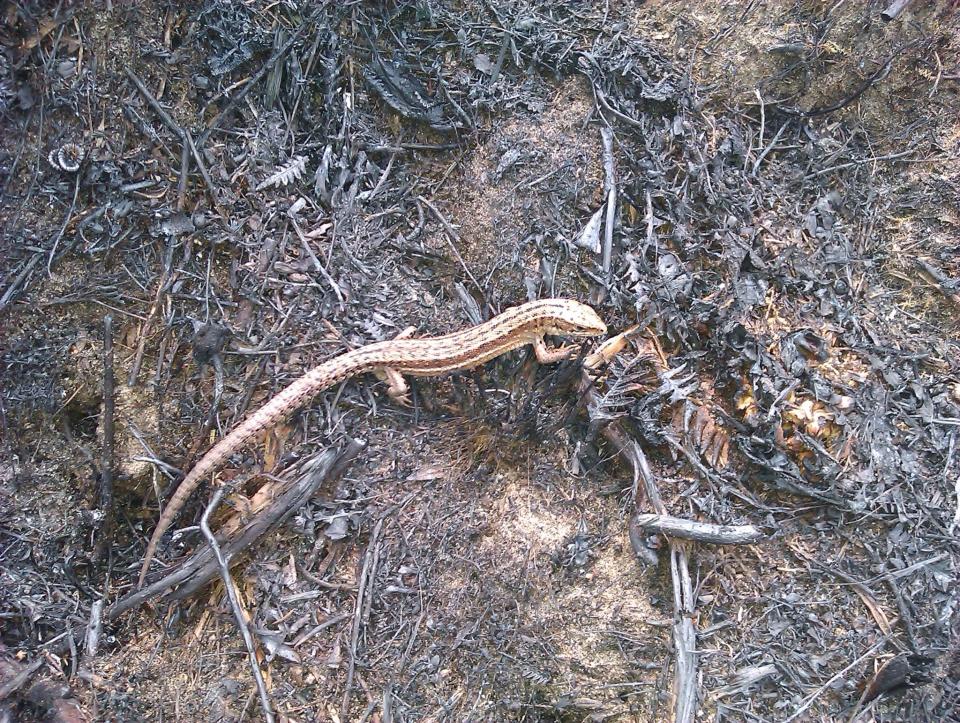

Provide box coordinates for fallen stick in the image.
[633,513,764,545]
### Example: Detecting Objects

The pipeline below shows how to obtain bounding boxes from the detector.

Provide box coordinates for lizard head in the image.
[543,300,607,337]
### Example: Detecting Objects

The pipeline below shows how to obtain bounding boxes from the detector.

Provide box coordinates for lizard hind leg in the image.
[373,325,416,405]
[379,367,411,406]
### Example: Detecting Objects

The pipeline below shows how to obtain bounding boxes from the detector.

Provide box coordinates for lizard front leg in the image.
[533,336,577,364]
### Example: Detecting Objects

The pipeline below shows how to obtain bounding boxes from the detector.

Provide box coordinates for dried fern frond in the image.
[588,352,658,424]
[656,363,699,404]
[670,400,730,468]
[256,155,308,191]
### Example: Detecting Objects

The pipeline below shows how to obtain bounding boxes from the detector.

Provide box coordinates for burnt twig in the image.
[582,372,699,721]
[163,439,364,600]
[128,238,177,387]
[124,68,216,206]
[123,68,181,134]
[290,216,346,308]
[600,125,617,281]
[341,517,384,721]
[82,599,104,661]
[781,637,889,723]
[671,545,697,723]
[196,13,317,148]
[93,315,115,564]
[124,68,192,210]
[785,41,919,117]
[0,254,43,315]
[38,441,362,668]
[881,0,914,21]
[417,195,484,299]
[200,487,275,723]
[45,173,81,274]
[176,143,189,212]
[752,121,789,177]
[184,131,217,202]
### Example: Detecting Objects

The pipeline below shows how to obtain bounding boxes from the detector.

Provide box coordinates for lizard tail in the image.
[135,357,356,588]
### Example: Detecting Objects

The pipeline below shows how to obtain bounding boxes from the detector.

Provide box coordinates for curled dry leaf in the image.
[573,206,604,253]
[305,221,334,240]
[257,629,301,664]
[858,653,934,703]
[785,398,834,437]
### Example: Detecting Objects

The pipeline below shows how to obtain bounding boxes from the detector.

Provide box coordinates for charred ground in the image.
[1,1,958,721]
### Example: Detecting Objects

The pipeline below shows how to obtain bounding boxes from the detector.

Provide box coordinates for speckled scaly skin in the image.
[137,298,606,588]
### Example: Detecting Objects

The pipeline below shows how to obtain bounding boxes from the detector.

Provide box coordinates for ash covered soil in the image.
[1,1,959,721]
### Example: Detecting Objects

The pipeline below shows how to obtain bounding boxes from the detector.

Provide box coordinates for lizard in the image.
[137,298,607,588]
